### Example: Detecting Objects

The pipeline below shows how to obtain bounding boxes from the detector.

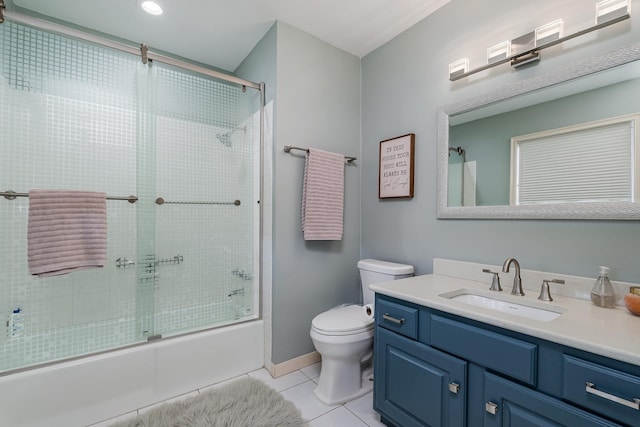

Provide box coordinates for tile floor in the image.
[90,362,385,427]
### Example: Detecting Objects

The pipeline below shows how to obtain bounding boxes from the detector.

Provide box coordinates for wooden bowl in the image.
[624,287,640,316]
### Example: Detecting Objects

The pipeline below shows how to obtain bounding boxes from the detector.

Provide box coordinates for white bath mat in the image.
[109,377,307,427]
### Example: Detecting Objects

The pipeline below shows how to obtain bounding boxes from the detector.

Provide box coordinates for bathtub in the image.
[0,320,264,427]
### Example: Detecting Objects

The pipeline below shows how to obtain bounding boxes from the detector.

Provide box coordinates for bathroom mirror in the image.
[437,41,640,220]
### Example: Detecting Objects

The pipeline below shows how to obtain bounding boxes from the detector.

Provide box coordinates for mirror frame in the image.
[437,41,640,220]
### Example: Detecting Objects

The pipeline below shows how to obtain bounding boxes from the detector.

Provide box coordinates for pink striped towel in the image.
[301,148,345,240]
[27,190,107,277]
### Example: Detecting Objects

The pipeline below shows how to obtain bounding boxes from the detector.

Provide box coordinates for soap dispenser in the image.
[590,266,616,308]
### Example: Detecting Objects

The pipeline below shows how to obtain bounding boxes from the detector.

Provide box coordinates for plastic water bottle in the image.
[8,308,24,338]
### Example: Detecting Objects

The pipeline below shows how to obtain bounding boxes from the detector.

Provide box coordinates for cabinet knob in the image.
[485,401,499,415]
[448,382,460,394]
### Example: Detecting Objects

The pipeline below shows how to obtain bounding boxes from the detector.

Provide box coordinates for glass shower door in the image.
[0,21,152,372]
[0,20,260,373]
[149,63,260,337]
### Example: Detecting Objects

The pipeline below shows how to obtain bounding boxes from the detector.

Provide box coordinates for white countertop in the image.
[370,273,640,367]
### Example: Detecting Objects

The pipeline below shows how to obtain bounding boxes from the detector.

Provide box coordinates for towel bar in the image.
[283,145,356,163]
[1,190,138,203]
[155,197,241,206]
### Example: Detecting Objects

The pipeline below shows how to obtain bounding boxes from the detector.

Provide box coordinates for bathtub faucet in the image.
[231,269,253,280]
[228,288,246,297]
[115,257,136,268]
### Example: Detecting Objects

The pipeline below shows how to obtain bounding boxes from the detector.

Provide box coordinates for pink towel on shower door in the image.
[301,148,345,240]
[27,189,107,276]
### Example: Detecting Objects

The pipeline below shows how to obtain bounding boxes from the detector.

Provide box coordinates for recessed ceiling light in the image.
[138,0,163,15]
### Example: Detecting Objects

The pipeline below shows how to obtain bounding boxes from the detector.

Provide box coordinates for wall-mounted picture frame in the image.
[379,133,415,199]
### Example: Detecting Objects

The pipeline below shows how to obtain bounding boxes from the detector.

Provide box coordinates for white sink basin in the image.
[439,289,566,322]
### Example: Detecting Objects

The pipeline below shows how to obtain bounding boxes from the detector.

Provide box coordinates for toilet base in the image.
[313,360,374,405]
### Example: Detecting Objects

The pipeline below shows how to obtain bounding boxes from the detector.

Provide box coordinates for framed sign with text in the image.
[379,133,415,199]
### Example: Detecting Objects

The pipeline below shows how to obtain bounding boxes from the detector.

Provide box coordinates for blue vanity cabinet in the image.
[561,355,640,426]
[375,296,467,427]
[375,327,467,427]
[483,372,621,427]
[374,294,638,427]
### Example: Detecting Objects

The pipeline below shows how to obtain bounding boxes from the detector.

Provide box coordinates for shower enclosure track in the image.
[2,10,261,90]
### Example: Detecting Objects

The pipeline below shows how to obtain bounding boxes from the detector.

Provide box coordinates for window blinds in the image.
[513,117,636,205]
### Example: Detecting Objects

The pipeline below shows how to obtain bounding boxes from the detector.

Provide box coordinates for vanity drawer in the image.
[430,315,537,385]
[375,297,418,340]
[562,355,640,426]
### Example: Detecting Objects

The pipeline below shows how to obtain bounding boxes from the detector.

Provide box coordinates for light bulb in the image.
[139,0,163,15]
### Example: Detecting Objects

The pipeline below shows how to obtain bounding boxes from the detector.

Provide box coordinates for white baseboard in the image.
[267,351,321,378]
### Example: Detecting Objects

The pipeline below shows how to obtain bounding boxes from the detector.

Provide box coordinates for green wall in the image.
[361,0,640,282]
[238,22,362,365]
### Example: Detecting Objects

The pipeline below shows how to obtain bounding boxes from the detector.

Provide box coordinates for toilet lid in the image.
[311,305,374,334]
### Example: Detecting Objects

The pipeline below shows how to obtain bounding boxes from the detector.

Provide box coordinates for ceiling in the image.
[12,0,451,72]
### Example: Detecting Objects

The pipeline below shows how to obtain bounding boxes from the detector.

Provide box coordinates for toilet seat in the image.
[311,305,374,336]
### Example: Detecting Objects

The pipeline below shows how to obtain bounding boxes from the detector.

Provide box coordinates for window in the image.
[510,114,639,205]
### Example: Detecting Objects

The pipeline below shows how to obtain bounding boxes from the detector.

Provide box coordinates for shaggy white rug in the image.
[110,377,307,427]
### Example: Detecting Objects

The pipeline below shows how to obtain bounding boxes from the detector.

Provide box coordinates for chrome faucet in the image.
[502,258,524,296]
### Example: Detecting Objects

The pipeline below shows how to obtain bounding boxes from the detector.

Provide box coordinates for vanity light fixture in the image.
[448,58,469,80]
[138,0,163,16]
[487,41,511,65]
[510,32,539,68]
[536,19,564,45]
[449,2,630,81]
[596,0,630,24]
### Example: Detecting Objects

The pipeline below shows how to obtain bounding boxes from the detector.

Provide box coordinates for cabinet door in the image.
[374,327,466,427]
[562,355,640,426]
[483,372,622,427]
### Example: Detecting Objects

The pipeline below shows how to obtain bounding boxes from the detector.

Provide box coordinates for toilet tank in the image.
[358,259,414,305]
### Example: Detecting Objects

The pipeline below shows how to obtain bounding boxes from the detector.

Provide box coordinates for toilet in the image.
[310,259,414,405]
